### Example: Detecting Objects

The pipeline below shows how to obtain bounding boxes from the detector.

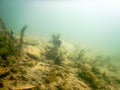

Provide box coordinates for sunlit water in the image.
[0,0,120,62]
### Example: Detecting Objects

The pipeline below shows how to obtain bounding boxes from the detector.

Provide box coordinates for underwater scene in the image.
[0,0,120,90]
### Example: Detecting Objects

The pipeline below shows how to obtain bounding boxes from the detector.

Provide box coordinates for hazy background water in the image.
[0,0,120,58]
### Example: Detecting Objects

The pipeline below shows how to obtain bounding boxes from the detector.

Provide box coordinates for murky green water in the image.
[0,0,120,62]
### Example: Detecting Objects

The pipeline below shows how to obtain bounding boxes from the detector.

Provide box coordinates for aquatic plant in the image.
[91,66,101,75]
[50,33,61,47]
[77,63,105,89]
[19,25,28,51]
[68,47,87,64]
[0,18,17,66]
[101,72,111,84]
[45,33,63,65]
[0,18,27,67]
[75,49,86,60]
[116,79,120,84]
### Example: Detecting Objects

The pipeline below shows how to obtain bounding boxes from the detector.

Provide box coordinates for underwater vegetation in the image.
[0,17,120,90]
[0,18,27,67]
[67,47,89,65]
[65,45,120,89]
[75,55,120,89]
[77,63,105,89]
[19,25,28,51]
[44,33,63,65]
[0,18,17,67]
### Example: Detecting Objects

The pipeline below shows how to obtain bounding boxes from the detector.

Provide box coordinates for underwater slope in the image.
[0,19,120,90]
